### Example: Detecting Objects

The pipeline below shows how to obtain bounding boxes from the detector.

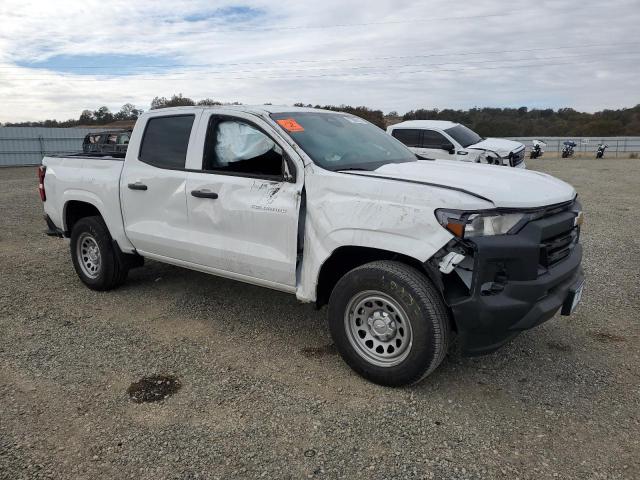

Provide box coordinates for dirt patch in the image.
[127,375,181,403]
[589,331,626,343]
[547,341,573,352]
[300,343,337,358]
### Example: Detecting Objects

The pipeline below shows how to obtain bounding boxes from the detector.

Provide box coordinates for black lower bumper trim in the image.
[451,247,583,356]
[446,204,584,356]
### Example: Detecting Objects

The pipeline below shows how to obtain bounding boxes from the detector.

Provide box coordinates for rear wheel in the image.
[328,261,450,386]
[70,216,128,291]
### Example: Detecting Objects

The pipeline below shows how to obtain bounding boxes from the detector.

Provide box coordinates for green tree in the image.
[150,94,195,109]
[79,110,95,125]
[197,98,223,106]
[115,103,143,120]
[93,106,113,124]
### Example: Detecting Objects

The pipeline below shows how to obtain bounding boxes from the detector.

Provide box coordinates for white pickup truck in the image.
[387,120,526,168]
[40,105,584,386]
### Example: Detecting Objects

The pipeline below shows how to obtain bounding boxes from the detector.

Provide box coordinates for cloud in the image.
[0,0,639,122]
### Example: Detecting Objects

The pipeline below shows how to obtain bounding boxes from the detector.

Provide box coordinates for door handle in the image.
[128,182,148,191]
[191,189,219,199]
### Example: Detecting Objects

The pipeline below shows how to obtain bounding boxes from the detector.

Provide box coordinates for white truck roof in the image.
[142,105,339,116]
[389,120,459,130]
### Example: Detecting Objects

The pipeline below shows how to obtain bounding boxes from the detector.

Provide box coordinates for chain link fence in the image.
[507,137,640,158]
[0,127,104,166]
[1,127,640,166]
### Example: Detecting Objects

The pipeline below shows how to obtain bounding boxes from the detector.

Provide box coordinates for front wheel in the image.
[328,261,450,386]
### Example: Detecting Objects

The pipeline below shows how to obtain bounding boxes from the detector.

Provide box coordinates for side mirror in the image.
[442,142,455,154]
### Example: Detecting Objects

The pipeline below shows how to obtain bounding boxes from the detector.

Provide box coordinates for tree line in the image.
[3,94,639,136]
[2,103,143,128]
[401,105,640,137]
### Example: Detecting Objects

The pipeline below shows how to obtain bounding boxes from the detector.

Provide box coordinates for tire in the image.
[328,260,450,387]
[70,216,128,291]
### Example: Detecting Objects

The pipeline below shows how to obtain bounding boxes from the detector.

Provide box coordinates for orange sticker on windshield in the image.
[277,118,304,132]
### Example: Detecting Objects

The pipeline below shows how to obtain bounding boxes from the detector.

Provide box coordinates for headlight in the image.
[435,209,528,238]
[478,150,504,166]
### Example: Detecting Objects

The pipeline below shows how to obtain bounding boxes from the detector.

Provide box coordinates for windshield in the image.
[270,112,416,171]
[444,124,483,148]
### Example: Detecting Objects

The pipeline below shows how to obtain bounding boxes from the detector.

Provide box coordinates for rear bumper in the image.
[445,203,584,355]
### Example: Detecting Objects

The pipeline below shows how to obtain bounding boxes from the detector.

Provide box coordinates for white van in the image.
[387,120,526,168]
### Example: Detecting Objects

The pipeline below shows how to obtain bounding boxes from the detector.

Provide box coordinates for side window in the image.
[391,129,421,147]
[139,115,195,169]
[203,119,284,178]
[421,130,449,149]
[106,134,118,145]
[117,133,129,145]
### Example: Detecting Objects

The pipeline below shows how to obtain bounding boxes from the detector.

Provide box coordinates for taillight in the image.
[37,165,46,201]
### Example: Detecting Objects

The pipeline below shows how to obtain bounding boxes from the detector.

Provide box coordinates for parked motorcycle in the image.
[561,141,577,158]
[530,139,546,159]
[596,143,608,158]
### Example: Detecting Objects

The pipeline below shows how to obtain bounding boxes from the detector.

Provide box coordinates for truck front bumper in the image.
[445,204,584,355]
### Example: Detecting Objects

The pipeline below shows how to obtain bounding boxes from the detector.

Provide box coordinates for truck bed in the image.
[41,155,133,252]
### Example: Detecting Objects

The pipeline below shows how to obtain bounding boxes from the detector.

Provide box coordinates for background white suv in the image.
[387,120,526,168]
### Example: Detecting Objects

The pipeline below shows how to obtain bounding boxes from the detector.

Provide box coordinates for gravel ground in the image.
[1,159,639,480]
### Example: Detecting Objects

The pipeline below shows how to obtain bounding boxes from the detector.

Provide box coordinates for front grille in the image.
[510,148,525,167]
[539,227,579,268]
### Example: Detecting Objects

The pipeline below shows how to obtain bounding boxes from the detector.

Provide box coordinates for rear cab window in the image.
[139,115,195,169]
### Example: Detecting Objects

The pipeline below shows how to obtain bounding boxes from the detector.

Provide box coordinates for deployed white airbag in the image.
[215,121,276,166]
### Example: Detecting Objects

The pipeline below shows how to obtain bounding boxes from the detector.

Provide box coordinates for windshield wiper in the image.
[336,167,370,172]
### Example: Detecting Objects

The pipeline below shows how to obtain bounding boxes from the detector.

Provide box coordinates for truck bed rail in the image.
[47,152,125,160]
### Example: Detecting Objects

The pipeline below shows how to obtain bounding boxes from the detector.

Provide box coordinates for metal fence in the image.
[1,127,639,166]
[507,137,640,157]
[0,127,104,166]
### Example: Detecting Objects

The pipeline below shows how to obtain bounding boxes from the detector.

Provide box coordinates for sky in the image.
[0,0,639,123]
